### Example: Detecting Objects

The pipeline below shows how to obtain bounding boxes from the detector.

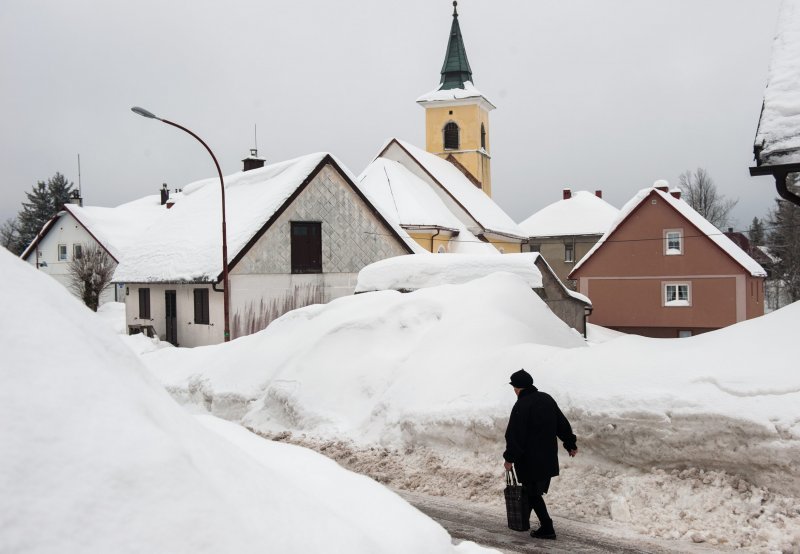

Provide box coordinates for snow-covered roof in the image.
[115,153,418,283]
[379,139,527,240]
[518,191,619,238]
[358,158,463,231]
[571,186,767,277]
[20,196,166,262]
[355,253,544,293]
[754,0,800,165]
[416,81,495,109]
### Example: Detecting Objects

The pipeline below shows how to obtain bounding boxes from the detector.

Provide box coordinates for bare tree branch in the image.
[677,168,738,229]
[68,244,115,312]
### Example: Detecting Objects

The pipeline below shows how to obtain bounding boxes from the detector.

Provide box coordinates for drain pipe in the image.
[430,229,442,252]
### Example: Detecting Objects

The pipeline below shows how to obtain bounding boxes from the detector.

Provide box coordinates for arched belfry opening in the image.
[480,123,486,149]
[444,121,460,150]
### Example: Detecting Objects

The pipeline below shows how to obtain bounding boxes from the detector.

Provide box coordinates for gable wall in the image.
[572,193,764,334]
[23,212,117,306]
[228,164,409,338]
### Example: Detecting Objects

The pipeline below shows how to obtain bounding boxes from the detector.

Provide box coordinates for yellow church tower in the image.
[417,1,495,196]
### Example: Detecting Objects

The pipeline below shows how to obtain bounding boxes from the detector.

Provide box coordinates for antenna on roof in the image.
[77,153,82,198]
[254,123,258,157]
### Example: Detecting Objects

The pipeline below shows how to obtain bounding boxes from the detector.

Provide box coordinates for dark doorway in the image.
[165,290,178,346]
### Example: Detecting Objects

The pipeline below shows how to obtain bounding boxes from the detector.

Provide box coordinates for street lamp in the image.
[131,106,231,342]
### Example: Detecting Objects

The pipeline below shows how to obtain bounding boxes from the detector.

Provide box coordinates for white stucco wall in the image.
[124,283,224,348]
[23,211,117,307]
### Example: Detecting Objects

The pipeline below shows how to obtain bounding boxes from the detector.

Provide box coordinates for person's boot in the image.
[530,519,556,540]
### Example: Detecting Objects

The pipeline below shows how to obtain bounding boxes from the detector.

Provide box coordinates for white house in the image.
[21,196,165,306]
[113,152,419,347]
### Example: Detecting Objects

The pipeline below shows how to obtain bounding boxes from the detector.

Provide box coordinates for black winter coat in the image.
[503,386,577,484]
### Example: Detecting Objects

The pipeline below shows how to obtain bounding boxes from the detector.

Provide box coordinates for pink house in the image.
[569,184,767,338]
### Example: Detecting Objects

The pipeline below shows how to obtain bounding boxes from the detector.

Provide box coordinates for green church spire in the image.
[439,1,473,90]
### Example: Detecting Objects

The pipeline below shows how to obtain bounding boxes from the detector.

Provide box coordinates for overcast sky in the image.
[0,0,783,232]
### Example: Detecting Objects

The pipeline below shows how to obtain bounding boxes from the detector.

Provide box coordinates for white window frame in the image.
[58,244,67,261]
[664,282,691,307]
[73,244,83,259]
[664,229,683,256]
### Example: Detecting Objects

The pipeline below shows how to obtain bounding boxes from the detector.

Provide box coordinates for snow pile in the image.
[755,0,800,165]
[355,253,543,293]
[0,249,493,554]
[573,185,767,277]
[518,191,619,238]
[95,301,126,334]
[139,273,585,443]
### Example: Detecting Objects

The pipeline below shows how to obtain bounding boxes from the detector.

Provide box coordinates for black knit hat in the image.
[509,369,533,388]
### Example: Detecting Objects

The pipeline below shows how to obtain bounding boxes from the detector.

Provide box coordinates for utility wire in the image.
[362,221,800,246]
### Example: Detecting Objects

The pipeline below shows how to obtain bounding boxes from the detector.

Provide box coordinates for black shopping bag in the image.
[504,468,530,531]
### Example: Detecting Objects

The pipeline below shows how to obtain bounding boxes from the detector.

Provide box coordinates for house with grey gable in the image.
[113,152,419,347]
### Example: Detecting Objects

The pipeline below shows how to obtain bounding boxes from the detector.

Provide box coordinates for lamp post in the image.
[131,106,231,342]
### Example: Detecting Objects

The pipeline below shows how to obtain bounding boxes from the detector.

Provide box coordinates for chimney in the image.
[595,190,603,199]
[242,148,266,172]
[653,179,669,193]
[160,183,169,206]
[68,189,83,207]
[670,189,681,199]
[562,188,572,200]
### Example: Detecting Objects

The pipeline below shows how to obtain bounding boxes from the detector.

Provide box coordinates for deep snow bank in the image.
[0,249,492,554]
[144,272,585,444]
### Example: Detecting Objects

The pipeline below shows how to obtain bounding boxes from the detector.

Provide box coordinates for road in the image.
[398,490,718,554]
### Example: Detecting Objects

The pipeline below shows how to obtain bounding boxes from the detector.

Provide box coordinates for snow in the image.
[518,191,619,238]
[754,0,800,165]
[95,301,126,334]
[572,185,768,277]
[0,248,495,554]
[71,196,167,260]
[359,157,465,231]
[355,253,543,293]
[134,272,799,551]
[358,157,502,254]
[389,139,527,240]
[416,81,495,107]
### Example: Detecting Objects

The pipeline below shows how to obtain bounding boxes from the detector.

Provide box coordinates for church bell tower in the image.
[417,1,495,196]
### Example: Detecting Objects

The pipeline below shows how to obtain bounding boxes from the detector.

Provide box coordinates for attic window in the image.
[291,222,322,274]
[664,229,683,255]
[58,244,67,261]
[443,122,460,150]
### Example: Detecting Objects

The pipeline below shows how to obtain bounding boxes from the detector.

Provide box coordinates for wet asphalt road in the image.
[398,490,718,554]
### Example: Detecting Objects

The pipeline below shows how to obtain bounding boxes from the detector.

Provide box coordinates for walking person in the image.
[503,369,577,540]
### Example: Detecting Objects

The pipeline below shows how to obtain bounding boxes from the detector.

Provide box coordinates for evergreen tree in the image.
[767,199,800,302]
[12,173,74,255]
[748,216,766,245]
